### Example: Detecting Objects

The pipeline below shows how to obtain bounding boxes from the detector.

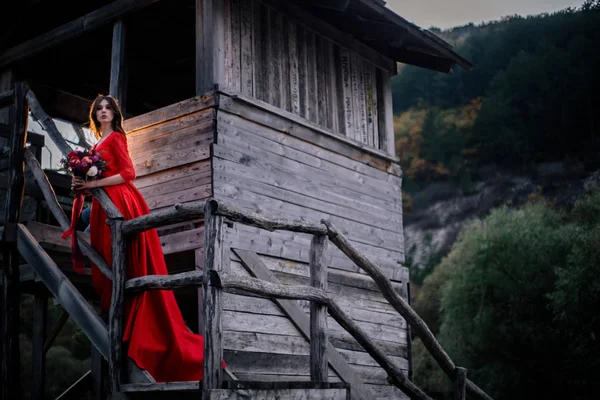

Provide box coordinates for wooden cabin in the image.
[0,1,473,399]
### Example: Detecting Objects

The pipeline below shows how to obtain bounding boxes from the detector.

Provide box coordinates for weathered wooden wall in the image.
[213,94,408,399]
[123,96,217,258]
[219,0,390,151]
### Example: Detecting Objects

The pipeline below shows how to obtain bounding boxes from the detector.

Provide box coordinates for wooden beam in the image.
[203,203,225,392]
[0,0,162,67]
[309,235,328,383]
[110,20,127,113]
[107,219,126,393]
[0,70,13,124]
[455,367,467,400]
[91,346,106,400]
[0,123,45,147]
[233,249,372,400]
[1,81,28,400]
[293,0,350,11]
[210,199,328,235]
[26,84,92,125]
[126,270,204,293]
[0,90,13,109]
[31,291,48,400]
[121,200,207,236]
[16,224,109,360]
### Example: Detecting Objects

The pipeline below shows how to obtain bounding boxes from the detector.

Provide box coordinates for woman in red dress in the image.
[72,95,211,382]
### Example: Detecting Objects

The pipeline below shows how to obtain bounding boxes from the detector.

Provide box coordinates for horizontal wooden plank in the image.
[212,162,404,251]
[217,112,396,182]
[23,221,89,253]
[213,133,402,216]
[130,120,214,159]
[205,388,348,400]
[218,95,399,169]
[137,170,211,205]
[160,228,204,255]
[144,180,211,210]
[133,143,210,177]
[124,94,217,133]
[367,384,410,400]
[230,373,341,383]
[133,160,211,190]
[224,224,408,282]
[127,108,215,148]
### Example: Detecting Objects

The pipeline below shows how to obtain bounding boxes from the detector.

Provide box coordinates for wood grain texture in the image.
[110,20,127,112]
[240,0,254,96]
[108,219,126,392]
[205,388,348,400]
[203,205,225,390]
[310,235,329,382]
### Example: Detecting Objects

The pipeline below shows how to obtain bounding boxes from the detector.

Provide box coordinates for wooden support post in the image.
[196,0,225,94]
[376,69,394,156]
[32,290,48,400]
[1,81,28,400]
[0,70,13,124]
[195,248,205,334]
[110,20,127,114]
[454,367,467,400]
[108,219,126,394]
[91,345,106,400]
[309,235,328,383]
[202,202,224,392]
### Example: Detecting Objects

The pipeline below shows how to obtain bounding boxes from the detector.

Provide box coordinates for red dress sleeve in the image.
[111,133,136,181]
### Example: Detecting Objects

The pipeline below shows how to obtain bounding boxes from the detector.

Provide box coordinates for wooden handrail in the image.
[109,198,493,400]
[121,200,207,236]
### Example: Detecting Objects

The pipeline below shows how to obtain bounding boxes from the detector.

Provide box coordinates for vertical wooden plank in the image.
[222,0,232,90]
[364,63,376,148]
[377,69,395,156]
[197,0,226,94]
[258,3,270,102]
[203,203,224,391]
[230,0,242,93]
[309,235,329,383]
[251,0,262,99]
[370,65,379,149]
[110,20,127,114]
[296,25,308,119]
[455,367,467,400]
[195,248,205,334]
[108,219,126,393]
[351,54,368,145]
[32,292,48,400]
[269,8,282,108]
[288,23,300,115]
[324,40,337,133]
[306,30,318,124]
[315,35,328,129]
[338,48,353,139]
[240,0,253,96]
[280,16,291,112]
[1,81,27,400]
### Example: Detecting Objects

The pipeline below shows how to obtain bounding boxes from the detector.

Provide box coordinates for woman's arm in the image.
[72,174,126,190]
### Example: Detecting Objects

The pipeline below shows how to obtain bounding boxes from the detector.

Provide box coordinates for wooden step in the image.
[120,381,350,399]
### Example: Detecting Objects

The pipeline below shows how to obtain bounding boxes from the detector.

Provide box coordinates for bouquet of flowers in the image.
[60,148,106,184]
[60,147,106,274]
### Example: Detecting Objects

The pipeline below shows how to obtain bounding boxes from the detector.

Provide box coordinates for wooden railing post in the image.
[203,201,224,392]
[1,81,28,400]
[309,234,328,383]
[455,367,467,400]
[107,219,126,393]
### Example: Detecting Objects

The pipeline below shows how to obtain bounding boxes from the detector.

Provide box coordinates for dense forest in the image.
[396,2,600,398]
[392,0,600,192]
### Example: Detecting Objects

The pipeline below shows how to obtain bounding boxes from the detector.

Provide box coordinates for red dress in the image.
[90,132,208,382]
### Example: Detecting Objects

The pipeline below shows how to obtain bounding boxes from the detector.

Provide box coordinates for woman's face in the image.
[96,99,114,126]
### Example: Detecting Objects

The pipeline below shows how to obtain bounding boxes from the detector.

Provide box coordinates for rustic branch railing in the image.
[109,198,493,400]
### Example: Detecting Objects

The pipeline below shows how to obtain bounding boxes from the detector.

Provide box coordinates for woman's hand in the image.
[71,176,95,191]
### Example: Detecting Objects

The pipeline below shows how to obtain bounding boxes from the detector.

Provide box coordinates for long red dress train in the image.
[89,132,210,382]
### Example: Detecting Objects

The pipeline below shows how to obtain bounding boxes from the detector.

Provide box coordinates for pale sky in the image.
[386,0,585,29]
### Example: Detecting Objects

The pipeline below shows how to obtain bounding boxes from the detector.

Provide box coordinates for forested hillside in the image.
[392,1,600,192]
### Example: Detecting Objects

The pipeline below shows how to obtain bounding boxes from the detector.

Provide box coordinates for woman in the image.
[71,95,212,382]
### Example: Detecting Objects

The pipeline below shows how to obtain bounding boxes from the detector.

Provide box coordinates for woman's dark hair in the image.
[88,95,126,140]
